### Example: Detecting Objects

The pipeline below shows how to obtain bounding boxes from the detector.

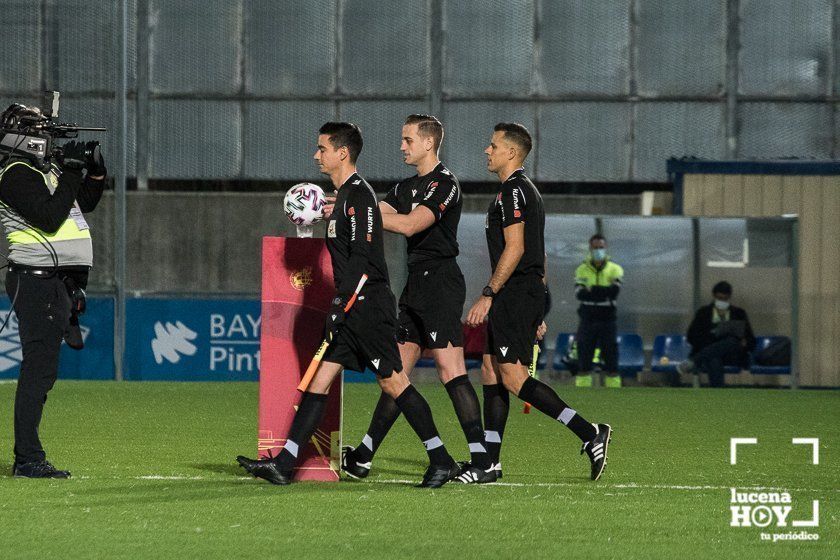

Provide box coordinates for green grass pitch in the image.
[0,380,836,559]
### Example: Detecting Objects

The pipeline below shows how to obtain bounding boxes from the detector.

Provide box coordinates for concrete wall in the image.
[0,191,644,295]
[683,173,840,387]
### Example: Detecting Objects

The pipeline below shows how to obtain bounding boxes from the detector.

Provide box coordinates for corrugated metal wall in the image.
[683,174,840,387]
[2,0,840,183]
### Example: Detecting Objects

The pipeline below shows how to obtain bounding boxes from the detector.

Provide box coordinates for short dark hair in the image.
[590,234,606,244]
[712,281,732,296]
[404,114,444,151]
[319,122,363,163]
[494,122,532,159]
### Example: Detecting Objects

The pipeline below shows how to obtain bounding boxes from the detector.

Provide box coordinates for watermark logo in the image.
[151,321,198,364]
[729,437,820,542]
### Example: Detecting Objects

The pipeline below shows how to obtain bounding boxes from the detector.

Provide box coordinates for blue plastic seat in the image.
[750,336,792,374]
[552,333,576,371]
[536,347,548,370]
[415,357,435,369]
[405,354,484,370]
[651,334,691,373]
[617,333,645,376]
[415,356,481,370]
[651,334,740,374]
[343,368,377,383]
[552,332,643,374]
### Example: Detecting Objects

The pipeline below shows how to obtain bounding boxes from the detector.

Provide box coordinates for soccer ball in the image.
[284,183,325,226]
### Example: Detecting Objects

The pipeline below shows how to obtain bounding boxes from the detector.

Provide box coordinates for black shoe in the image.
[416,460,459,488]
[341,446,371,479]
[452,461,498,484]
[580,423,612,481]
[13,460,71,479]
[490,461,503,479]
[64,316,84,350]
[236,455,292,485]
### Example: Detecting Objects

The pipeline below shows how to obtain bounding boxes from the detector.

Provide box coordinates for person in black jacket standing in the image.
[0,103,107,478]
[679,281,755,387]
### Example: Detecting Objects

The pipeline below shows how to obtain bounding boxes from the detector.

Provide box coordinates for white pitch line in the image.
[370,479,836,493]
[70,475,837,493]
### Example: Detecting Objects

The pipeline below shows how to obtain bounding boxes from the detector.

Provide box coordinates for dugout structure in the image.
[457,212,797,388]
[670,159,840,388]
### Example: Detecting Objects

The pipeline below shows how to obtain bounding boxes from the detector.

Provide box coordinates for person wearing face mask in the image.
[573,234,624,387]
[679,281,755,387]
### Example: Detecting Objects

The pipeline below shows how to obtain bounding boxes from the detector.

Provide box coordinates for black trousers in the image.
[5,270,71,464]
[692,337,742,388]
[577,317,618,373]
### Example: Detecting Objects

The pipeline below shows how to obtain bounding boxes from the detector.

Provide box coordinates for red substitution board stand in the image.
[258,236,341,481]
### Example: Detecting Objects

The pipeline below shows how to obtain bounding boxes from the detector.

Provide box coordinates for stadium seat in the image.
[649,334,741,375]
[750,336,792,374]
[552,333,576,371]
[536,346,548,370]
[415,351,435,369]
[344,368,377,383]
[414,355,481,370]
[551,332,643,376]
[617,333,645,376]
[651,334,691,373]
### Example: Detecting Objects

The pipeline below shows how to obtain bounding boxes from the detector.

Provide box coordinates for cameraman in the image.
[0,103,106,478]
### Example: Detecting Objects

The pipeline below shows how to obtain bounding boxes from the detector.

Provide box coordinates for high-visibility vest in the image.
[0,161,93,267]
[574,258,624,313]
[575,258,624,289]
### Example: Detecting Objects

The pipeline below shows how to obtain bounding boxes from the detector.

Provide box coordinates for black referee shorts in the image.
[323,285,402,378]
[486,275,545,365]
[398,259,465,349]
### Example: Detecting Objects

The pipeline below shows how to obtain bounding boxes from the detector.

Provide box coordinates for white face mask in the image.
[714,299,730,311]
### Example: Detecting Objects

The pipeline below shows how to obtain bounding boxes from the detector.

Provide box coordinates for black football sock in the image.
[444,376,490,469]
[518,377,597,442]
[394,384,452,466]
[273,392,328,472]
[482,383,509,465]
[354,391,401,463]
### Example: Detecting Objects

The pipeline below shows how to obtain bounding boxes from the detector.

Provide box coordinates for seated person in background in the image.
[678,281,755,387]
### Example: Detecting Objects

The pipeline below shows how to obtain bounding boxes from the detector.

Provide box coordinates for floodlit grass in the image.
[0,381,836,559]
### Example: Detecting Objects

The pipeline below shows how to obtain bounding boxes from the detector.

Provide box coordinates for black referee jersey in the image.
[381,162,462,268]
[485,168,545,278]
[326,172,390,298]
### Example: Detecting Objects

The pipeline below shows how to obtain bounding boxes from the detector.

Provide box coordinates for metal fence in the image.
[1,0,838,184]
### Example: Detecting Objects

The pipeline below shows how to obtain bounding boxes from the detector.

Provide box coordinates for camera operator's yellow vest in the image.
[0,161,92,267]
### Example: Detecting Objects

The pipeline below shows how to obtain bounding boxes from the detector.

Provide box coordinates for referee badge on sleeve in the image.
[327,221,337,238]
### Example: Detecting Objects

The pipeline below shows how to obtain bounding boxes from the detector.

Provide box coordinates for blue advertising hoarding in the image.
[0,297,115,380]
[0,296,377,382]
[124,297,261,381]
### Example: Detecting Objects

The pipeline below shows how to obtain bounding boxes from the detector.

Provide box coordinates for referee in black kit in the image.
[465,123,612,481]
[238,122,458,488]
[342,114,492,484]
